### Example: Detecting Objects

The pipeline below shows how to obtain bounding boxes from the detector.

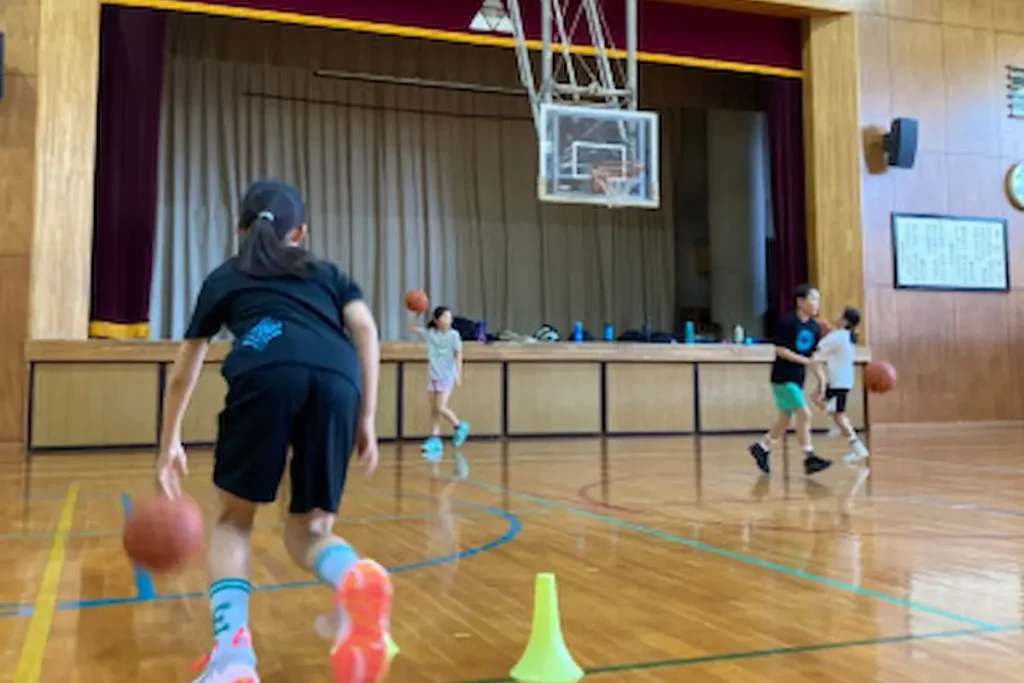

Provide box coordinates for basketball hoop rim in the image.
[591,160,645,178]
[591,161,645,205]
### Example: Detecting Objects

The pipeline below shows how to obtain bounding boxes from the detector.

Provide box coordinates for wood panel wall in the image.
[857,1,1024,422]
[803,13,864,334]
[29,0,99,339]
[0,0,99,444]
[0,0,41,444]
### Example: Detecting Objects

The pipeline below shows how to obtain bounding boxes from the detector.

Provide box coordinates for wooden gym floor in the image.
[1,430,1023,682]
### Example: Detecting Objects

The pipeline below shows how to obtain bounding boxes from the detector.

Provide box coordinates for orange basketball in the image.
[405,289,429,313]
[816,318,831,336]
[864,361,897,394]
[123,495,204,573]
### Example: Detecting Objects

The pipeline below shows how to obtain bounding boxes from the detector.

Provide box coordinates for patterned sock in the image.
[209,578,257,666]
[314,542,359,589]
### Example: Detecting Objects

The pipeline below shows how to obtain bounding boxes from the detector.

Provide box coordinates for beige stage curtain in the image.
[149,14,678,340]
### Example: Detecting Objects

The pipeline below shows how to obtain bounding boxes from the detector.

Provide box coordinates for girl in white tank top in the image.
[816,306,869,463]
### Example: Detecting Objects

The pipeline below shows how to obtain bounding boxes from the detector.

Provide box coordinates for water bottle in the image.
[572,321,584,343]
[684,320,695,344]
[603,323,614,342]
[476,320,487,343]
[733,324,745,344]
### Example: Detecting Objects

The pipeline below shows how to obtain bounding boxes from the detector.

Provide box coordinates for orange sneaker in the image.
[329,559,393,683]
[190,629,259,683]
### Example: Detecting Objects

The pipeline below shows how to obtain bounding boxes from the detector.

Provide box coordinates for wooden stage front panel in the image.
[24,341,870,451]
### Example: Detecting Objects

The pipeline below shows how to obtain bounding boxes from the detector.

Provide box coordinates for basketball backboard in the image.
[504,0,661,209]
[538,102,659,208]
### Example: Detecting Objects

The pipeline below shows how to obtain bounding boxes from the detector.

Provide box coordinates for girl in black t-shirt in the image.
[155,179,393,683]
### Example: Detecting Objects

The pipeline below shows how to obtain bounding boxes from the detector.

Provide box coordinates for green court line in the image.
[451,625,1024,683]
[464,480,1000,630]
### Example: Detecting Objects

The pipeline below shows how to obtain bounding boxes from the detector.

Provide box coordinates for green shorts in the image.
[771,382,806,415]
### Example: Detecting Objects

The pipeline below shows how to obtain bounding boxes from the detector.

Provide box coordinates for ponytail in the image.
[236,216,313,278]
[841,305,861,345]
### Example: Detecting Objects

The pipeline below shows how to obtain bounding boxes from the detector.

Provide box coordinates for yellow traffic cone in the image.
[510,574,584,683]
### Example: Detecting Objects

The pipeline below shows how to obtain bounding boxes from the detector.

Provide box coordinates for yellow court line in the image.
[14,483,81,683]
[103,0,804,79]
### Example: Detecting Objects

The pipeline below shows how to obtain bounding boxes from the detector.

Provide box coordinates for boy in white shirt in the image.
[816,306,870,463]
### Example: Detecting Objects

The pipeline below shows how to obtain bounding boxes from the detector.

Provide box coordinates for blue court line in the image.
[0,508,545,542]
[0,607,31,616]
[119,494,157,600]
[462,480,1000,631]
[0,497,521,616]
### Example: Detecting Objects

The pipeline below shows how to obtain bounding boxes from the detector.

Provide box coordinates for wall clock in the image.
[1007,162,1024,211]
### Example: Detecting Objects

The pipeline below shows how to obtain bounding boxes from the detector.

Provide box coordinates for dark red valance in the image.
[108,0,802,74]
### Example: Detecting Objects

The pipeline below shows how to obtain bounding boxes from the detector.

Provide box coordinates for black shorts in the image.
[214,365,360,514]
[824,386,849,414]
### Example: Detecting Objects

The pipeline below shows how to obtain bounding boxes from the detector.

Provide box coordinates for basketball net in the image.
[591,161,644,208]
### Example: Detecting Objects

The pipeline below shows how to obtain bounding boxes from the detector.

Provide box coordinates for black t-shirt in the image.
[185,258,363,386]
[770,313,821,386]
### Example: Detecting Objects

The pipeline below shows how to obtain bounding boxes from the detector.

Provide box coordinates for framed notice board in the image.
[891,213,1009,292]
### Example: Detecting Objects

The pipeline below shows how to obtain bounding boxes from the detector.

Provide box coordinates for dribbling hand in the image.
[356,418,379,476]
[156,440,189,498]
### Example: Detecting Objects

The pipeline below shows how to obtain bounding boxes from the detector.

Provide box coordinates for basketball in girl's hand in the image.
[864,361,897,394]
[816,318,831,336]
[405,289,429,314]
[123,494,204,573]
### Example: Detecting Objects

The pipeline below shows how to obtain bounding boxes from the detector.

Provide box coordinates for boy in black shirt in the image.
[749,284,832,476]
[154,179,393,683]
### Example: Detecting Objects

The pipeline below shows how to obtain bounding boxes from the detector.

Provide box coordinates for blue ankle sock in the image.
[209,578,256,665]
[314,543,359,589]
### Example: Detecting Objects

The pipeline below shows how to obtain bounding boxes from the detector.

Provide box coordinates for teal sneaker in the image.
[452,452,469,480]
[452,422,471,448]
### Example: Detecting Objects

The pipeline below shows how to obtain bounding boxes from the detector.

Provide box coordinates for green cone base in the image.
[510,574,584,683]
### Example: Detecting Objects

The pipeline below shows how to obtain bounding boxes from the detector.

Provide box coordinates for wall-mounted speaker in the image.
[882,117,917,169]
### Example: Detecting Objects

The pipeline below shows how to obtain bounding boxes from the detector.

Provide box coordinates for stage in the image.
[24,341,870,451]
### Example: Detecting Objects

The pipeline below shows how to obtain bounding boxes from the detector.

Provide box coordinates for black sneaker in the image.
[748,442,771,474]
[804,453,832,476]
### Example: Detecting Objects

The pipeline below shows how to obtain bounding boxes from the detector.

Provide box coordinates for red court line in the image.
[570,474,1024,540]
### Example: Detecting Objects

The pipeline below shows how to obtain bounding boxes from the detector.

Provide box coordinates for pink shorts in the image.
[427,378,454,394]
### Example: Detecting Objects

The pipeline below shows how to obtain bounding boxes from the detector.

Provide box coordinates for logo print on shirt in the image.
[240,317,283,352]
[795,328,816,353]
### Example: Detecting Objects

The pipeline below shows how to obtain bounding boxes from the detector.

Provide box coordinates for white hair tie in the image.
[257,210,275,222]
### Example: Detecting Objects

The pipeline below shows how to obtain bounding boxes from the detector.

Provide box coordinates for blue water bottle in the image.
[603,323,614,342]
[572,321,584,343]
[684,320,695,344]
[476,320,487,343]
